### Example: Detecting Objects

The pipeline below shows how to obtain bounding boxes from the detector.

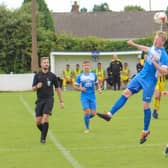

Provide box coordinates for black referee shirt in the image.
[32,71,59,99]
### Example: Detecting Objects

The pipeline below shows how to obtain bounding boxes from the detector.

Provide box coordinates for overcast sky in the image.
[0,0,167,12]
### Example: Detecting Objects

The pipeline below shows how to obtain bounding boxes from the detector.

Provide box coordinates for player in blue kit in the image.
[74,60,102,133]
[97,31,168,144]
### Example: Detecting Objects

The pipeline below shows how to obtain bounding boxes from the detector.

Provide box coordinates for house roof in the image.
[52,11,162,39]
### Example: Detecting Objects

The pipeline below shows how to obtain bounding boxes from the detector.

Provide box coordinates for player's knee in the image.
[143,102,150,109]
[91,111,96,116]
[123,88,132,97]
[84,109,90,114]
[36,117,42,125]
[42,114,49,122]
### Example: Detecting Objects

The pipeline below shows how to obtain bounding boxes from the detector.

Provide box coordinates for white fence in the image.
[0,73,34,91]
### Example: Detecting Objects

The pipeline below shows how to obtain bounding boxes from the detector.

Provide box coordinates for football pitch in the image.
[0,90,168,168]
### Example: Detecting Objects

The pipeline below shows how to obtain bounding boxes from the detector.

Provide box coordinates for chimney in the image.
[71,1,79,14]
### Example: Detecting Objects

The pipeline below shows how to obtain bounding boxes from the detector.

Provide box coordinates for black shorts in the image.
[35,98,54,117]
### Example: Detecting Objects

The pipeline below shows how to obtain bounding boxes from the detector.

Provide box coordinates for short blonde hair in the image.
[40,57,49,63]
[157,31,167,42]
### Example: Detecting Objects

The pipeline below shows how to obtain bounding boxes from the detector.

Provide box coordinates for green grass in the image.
[0,90,168,168]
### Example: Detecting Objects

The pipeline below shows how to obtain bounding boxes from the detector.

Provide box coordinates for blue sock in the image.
[144,108,151,131]
[84,115,90,130]
[109,95,128,115]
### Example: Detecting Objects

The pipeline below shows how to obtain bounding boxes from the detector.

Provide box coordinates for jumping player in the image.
[97,31,168,144]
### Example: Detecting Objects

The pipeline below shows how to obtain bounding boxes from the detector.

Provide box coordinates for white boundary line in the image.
[19,95,83,168]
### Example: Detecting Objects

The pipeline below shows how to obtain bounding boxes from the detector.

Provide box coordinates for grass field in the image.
[0,90,168,168]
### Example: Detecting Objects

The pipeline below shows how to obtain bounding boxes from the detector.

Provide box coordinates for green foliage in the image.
[23,0,55,31]
[166,6,168,16]
[54,32,168,54]
[37,27,56,58]
[54,34,107,51]
[124,5,145,12]
[54,33,156,52]
[164,39,168,53]
[0,1,56,73]
[22,0,56,64]
[0,6,10,72]
[93,3,111,12]
[165,7,168,29]
[0,5,32,73]
[80,7,87,13]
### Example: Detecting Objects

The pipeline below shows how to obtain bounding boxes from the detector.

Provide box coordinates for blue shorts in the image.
[127,76,156,103]
[80,94,96,110]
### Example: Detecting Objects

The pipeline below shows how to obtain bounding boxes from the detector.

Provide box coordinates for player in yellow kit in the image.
[62,64,73,90]
[152,75,166,119]
[121,62,130,89]
[95,62,105,89]
[72,64,82,86]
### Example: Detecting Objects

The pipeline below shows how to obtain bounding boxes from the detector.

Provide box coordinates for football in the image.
[154,12,167,24]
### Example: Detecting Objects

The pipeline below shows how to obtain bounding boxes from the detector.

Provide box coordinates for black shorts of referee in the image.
[35,97,54,117]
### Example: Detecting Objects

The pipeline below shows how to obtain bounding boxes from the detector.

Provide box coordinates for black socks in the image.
[41,122,49,141]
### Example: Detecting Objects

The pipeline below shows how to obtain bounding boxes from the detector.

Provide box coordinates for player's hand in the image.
[127,40,134,46]
[80,87,86,92]
[162,91,168,96]
[36,82,43,89]
[60,102,64,108]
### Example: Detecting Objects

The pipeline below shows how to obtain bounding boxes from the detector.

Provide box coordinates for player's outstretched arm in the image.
[127,40,149,53]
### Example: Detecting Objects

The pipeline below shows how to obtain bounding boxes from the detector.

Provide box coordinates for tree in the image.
[165,6,168,17]
[124,5,145,12]
[0,2,56,73]
[164,7,168,53]
[165,6,168,28]
[80,7,87,13]
[0,6,12,73]
[23,0,54,31]
[0,4,32,73]
[93,3,111,12]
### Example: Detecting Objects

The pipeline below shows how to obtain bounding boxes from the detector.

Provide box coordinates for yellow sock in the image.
[154,99,160,111]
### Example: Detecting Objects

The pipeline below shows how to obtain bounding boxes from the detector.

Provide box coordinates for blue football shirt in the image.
[76,72,98,97]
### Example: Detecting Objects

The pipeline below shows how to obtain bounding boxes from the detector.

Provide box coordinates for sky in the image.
[0,0,167,12]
